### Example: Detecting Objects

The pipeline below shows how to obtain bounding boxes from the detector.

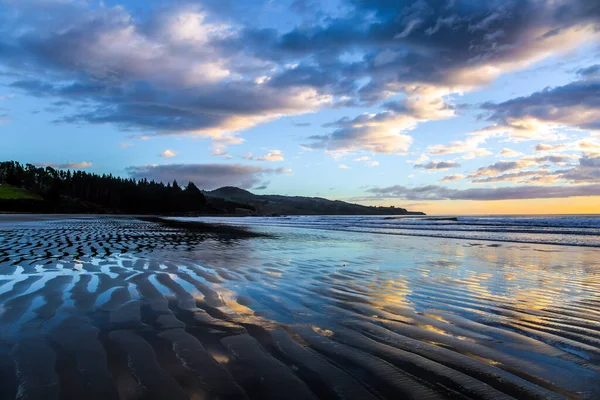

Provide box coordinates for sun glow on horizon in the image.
[358,196,600,216]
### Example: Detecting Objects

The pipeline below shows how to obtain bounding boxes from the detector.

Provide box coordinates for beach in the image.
[1,214,599,399]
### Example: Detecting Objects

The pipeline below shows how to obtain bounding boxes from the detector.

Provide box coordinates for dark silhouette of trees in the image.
[0,161,207,214]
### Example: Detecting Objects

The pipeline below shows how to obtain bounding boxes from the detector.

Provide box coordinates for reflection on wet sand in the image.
[0,216,599,399]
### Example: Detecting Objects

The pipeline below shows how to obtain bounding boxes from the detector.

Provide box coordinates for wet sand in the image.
[0,215,599,399]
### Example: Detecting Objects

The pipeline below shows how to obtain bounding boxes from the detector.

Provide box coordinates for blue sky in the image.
[1,0,599,214]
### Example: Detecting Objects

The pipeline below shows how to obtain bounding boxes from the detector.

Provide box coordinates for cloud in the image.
[427,133,496,160]
[439,174,464,182]
[470,160,527,176]
[268,0,599,104]
[2,0,600,167]
[468,155,577,179]
[414,161,461,171]
[306,87,454,155]
[577,64,600,79]
[127,163,291,190]
[414,153,430,164]
[482,79,600,134]
[119,142,133,149]
[499,148,524,158]
[0,2,331,143]
[159,149,177,158]
[366,183,600,201]
[319,98,452,154]
[256,150,284,162]
[211,148,233,159]
[428,136,487,156]
[338,164,350,169]
[560,155,600,183]
[368,161,380,167]
[1,0,598,161]
[535,143,567,152]
[35,161,92,169]
[306,109,416,154]
[463,153,597,184]
[470,170,547,184]
[577,140,600,156]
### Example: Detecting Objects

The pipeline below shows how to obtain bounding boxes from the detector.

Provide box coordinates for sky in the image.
[1,0,599,215]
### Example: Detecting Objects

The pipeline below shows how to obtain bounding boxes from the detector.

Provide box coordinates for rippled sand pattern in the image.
[1,216,600,399]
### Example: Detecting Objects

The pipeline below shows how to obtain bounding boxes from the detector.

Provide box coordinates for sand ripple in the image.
[0,216,599,399]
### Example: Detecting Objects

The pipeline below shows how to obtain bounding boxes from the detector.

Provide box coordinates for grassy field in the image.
[0,184,42,200]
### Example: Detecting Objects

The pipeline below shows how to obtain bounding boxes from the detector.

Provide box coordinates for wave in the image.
[173,215,600,248]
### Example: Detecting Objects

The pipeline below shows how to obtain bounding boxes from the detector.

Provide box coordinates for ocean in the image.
[0,214,599,399]
[173,214,600,247]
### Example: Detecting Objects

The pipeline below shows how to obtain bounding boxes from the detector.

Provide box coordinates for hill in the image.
[0,161,424,216]
[206,186,424,216]
[0,184,42,200]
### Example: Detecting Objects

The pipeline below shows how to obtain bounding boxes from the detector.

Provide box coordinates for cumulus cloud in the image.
[159,149,177,158]
[306,109,416,154]
[439,174,464,182]
[127,163,291,190]
[306,89,456,155]
[535,143,567,152]
[414,161,461,171]
[338,164,350,169]
[35,162,92,169]
[427,132,498,160]
[256,150,284,162]
[428,136,487,156]
[499,148,523,158]
[211,148,233,159]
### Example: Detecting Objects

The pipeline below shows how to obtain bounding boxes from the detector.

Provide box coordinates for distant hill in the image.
[205,186,425,216]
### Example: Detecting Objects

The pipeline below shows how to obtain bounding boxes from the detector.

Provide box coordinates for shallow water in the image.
[175,214,600,247]
[0,215,600,399]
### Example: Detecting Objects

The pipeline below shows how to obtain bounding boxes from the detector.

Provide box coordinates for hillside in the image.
[206,186,425,216]
[0,184,42,200]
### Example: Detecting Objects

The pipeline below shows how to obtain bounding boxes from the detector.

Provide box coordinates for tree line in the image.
[0,161,212,214]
